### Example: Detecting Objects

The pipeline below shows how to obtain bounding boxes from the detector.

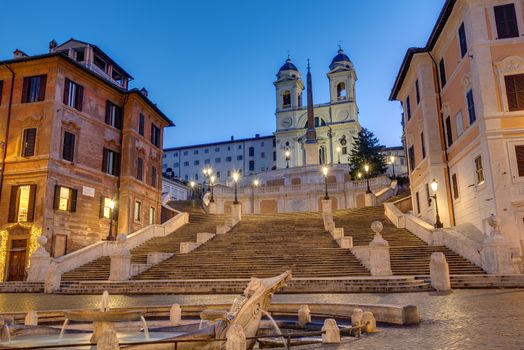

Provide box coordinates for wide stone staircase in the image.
[61,203,226,282]
[332,206,485,276]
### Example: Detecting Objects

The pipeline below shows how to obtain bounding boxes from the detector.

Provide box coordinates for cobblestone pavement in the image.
[0,289,523,349]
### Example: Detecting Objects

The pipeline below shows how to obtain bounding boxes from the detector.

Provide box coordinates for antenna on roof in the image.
[338,40,342,50]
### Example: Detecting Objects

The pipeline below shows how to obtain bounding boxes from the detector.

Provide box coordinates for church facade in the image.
[274,49,361,169]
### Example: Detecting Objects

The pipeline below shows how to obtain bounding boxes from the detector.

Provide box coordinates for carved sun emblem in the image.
[252,303,261,318]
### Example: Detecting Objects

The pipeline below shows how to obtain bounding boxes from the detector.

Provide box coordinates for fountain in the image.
[62,290,148,344]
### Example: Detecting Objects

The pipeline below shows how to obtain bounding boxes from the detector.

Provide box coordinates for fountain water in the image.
[58,318,69,340]
[140,316,150,340]
[261,310,282,336]
[101,290,109,312]
[3,324,11,343]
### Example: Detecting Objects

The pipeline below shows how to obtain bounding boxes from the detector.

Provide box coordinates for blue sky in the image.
[0,0,445,148]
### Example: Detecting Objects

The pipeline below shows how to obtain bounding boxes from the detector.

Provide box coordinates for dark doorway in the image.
[7,239,27,281]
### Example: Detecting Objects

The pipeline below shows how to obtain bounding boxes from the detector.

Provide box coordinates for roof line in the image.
[0,52,174,126]
[389,0,456,100]
[164,135,274,151]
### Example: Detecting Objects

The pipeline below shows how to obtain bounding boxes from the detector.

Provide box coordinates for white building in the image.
[162,176,189,202]
[163,134,275,183]
[274,50,361,168]
[380,146,408,177]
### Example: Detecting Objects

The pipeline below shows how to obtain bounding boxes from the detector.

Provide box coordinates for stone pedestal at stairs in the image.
[430,252,451,292]
[369,221,392,276]
[321,318,340,344]
[27,235,51,283]
[365,193,376,207]
[226,323,246,350]
[44,262,62,294]
[231,204,242,224]
[304,143,320,166]
[109,234,131,281]
[480,216,514,275]
[208,202,217,214]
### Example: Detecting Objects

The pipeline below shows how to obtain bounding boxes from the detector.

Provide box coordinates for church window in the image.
[298,93,302,107]
[314,117,327,127]
[283,90,291,107]
[342,146,347,155]
[336,82,346,99]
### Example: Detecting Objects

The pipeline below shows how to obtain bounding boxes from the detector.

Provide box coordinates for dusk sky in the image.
[1,0,445,148]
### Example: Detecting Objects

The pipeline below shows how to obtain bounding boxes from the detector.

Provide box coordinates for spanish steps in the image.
[61,195,484,285]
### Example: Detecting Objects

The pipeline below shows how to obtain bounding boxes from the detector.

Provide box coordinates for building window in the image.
[103,148,120,176]
[22,75,46,103]
[194,150,198,154]
[466,89,476,124]
[408,145,415,172]
[8,185,37,223]
[249,160,255,171]
[215,158,221,163]
[494,3,519,39]
[183,151,188,156]
[216,171,220,178]
[249,147,255,157]
[139,113,145,136]
[314,117,327,127]
[415,80,420,104]
[456,112,464,136]
[237,155,243,160]
[100,197,113,219]
[337,82,347,98]
[137,157,143,181]
[227,170,231,177]
[261,141,264,146]
[238,145,242,149]
[451,174,459,199]
[105,101,122,129]
[415,191,421,214]
[134,201,142,221]
[458,22,468,58]
[406,96,411,120]
[151,166,157,188]
[174,162,179,167]
[149,207,155,225]
[474,155,485,184]
[439,58,446,88]
[53,185,77,212]
[194,160,200,165]
[195,174,199,180]
[425,183,431,207]
[63,78,83,111]
[151,124,161,147]
[342,146,347,155]
[226,156,232,162]
[215,147,220,152]
[445,116,453,147]
[273,152,276,161]
[184,161,189,166]
[204,159,210,164]
[283,90,291,107]
[261,152,265,158]
[22,128,36,157]
[505,74,524,111]
[62,131,76,162]
[204,149,209,153]
[421,132,426,159]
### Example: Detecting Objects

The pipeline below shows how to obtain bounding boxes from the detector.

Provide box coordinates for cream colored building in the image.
[274,50,361,169]
[390,0,524,253]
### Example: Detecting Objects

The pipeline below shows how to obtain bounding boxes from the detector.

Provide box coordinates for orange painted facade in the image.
[0,41,172,281]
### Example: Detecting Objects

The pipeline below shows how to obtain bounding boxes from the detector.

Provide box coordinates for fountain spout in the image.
[140,316,150,340]
[101,291,109,312]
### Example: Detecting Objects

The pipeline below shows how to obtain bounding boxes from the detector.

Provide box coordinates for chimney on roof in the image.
[49,39,58,53]
[255,134,260,138]
[140,87,149,97]
[231,136,234,141]
[13,49,28,59]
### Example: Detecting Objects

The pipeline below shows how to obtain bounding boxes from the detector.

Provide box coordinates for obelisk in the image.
[304,60,320,165]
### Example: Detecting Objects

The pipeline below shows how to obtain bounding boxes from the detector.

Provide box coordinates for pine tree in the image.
[348,128,387,178]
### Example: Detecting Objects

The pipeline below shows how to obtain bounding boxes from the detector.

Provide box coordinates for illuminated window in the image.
[475,156,485,184]
[17,185,31,222]
[59,187,70,211]
[53,185,77,212]
[283,91,291,107]
[102,197,112,219]
[134,201,142,221]
[149,207,155,225]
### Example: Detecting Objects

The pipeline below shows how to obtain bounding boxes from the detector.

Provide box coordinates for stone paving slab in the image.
[0,290,523,349]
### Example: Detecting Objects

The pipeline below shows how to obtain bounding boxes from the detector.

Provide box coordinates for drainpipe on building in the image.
[0,64,15,203]
[428,52,456,226]
[116,94,129,235]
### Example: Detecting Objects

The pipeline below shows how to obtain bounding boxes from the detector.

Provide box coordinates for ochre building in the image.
[0,39,173,281]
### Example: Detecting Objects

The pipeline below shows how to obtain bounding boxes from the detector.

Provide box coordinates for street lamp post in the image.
[210,175,215,203]
[364,164,371,193]
[189,181,195,200]
[322,166,329,200]
[203,167,212,192]
[336,146,341,164]
[430,179,443,228]
[252,179,259,213]
[390,155,396,178]
[285,150,291,169]
[106,199,116,241]
[233,171,240,204]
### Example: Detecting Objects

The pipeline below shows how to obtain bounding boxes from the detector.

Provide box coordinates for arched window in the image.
[314,117,327,127]
[337,82,347,99]
[283,91,291,107]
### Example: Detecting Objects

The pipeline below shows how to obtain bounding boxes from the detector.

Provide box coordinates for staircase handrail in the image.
[52,204,188,275]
